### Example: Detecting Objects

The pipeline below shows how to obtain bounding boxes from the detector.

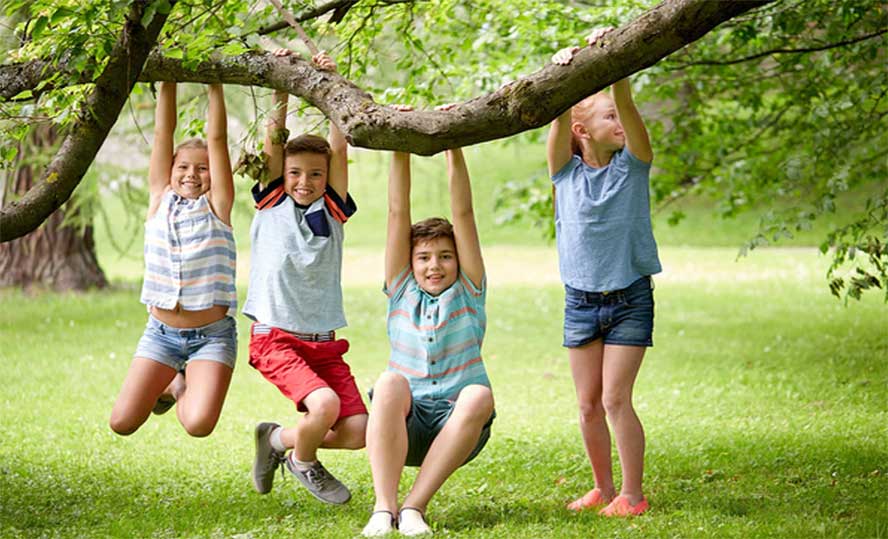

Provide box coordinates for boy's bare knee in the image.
[456,385,495,423]
[375,371,409,393]
[304,388,342,424]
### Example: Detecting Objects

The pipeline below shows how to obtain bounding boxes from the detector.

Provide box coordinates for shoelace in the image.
[303,463,332,488]
[278,453,288,482]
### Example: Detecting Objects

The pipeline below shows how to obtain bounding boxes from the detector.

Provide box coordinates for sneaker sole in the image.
[252,422,280,494]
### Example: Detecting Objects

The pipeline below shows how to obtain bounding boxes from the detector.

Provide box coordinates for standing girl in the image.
[110,82,237,438]
[548,28,660,517]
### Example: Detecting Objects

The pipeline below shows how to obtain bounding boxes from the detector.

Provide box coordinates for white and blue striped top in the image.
[140,190,237,315]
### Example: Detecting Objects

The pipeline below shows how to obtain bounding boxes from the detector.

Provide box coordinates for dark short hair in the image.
[285,134,331,165]
[410,217,455,248]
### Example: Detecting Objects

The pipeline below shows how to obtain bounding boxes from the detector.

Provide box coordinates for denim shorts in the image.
[134,315,238,371]
[404,396,495,467]
[563,276,654,348]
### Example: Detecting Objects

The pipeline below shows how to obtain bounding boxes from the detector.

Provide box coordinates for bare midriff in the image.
[150,304,229,328]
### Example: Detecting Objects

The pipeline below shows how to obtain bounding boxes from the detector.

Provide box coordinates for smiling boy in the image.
[244,50,367,506]
[361,141,496,537]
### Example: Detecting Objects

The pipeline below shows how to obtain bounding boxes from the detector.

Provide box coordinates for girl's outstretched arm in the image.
[547,110,573,177]
[386,151,412,291]
[447,147,484,289]
[612,78,653,163]
[207,83,234,224]
[147,82,176,218]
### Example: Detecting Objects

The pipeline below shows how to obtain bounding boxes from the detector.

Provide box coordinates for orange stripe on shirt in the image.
[324,193,348,223]
[388,356,483,379]
[388,305,477,331]
[257,186,285,210]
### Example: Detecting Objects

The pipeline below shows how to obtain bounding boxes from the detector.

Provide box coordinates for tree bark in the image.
[0,124,107,290]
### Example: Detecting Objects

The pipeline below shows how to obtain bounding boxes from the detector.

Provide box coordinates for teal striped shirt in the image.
[385,268,491,400]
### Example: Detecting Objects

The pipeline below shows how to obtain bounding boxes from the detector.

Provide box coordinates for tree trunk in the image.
[0,125,107,291]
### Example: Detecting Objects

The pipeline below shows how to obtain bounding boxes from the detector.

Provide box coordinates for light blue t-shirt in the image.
[552,149,661,292]
[243,179,356,333]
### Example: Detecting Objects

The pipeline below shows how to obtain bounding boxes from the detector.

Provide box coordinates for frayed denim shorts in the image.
[563,276,654,348]
[134,315,237,371]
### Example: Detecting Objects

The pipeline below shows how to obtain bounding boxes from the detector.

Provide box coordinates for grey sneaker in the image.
[285,457,351,505]
[252,422,284,494]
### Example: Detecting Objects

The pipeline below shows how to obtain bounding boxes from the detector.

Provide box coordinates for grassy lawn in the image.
[4,137,884,537]
[1,246,885,538]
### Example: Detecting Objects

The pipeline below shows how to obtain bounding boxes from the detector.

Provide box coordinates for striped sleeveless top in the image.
[140,190,237,315]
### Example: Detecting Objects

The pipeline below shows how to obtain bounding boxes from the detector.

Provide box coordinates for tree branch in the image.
[256,0,419,35]
[145,0,772,154]
[1,0,770,241]
[665,28,887,70]
[0,1,173,242]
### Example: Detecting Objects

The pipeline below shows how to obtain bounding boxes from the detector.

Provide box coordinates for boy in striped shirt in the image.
[362,118,496,536]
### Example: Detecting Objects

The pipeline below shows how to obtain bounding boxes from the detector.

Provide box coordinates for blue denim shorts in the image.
[404,396,496,467]
[563,276,654,348]
[134,315,238,371]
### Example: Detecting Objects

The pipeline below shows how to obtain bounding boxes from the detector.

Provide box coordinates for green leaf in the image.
[31,16,48,39]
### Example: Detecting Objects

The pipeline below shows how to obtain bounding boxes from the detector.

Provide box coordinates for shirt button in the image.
[431,360,436,365]
[428,337,433,342]
[432,381,437,385]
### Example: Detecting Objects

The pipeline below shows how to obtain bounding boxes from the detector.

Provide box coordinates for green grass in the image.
[1,247,886,538]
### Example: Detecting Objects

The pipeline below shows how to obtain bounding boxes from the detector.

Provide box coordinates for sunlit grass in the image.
[1,247,885,538]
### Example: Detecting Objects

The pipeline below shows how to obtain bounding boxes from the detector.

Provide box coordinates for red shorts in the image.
[248,324,367,419]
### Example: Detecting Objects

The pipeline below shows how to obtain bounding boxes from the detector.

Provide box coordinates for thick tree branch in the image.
[0,1,173,242]
[1,0,770,153]
[145,0,772,154]
[1,0,769,241]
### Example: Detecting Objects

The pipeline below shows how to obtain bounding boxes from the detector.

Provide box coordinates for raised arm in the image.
[206,83,234,225]
[386,151,412,290]
[147,81,176,218]
[547,110,573,177]
[447,148,484,288]
[314,51,349,200]
[611,78,653,163]
[264,89,288,184]
[327,119,349,200]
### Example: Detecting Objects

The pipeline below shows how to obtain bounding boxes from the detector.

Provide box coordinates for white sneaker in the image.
[361,510,396,537]
[398,507,431,536]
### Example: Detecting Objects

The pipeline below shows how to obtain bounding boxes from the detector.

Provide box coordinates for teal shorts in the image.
[404,396,495,467]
